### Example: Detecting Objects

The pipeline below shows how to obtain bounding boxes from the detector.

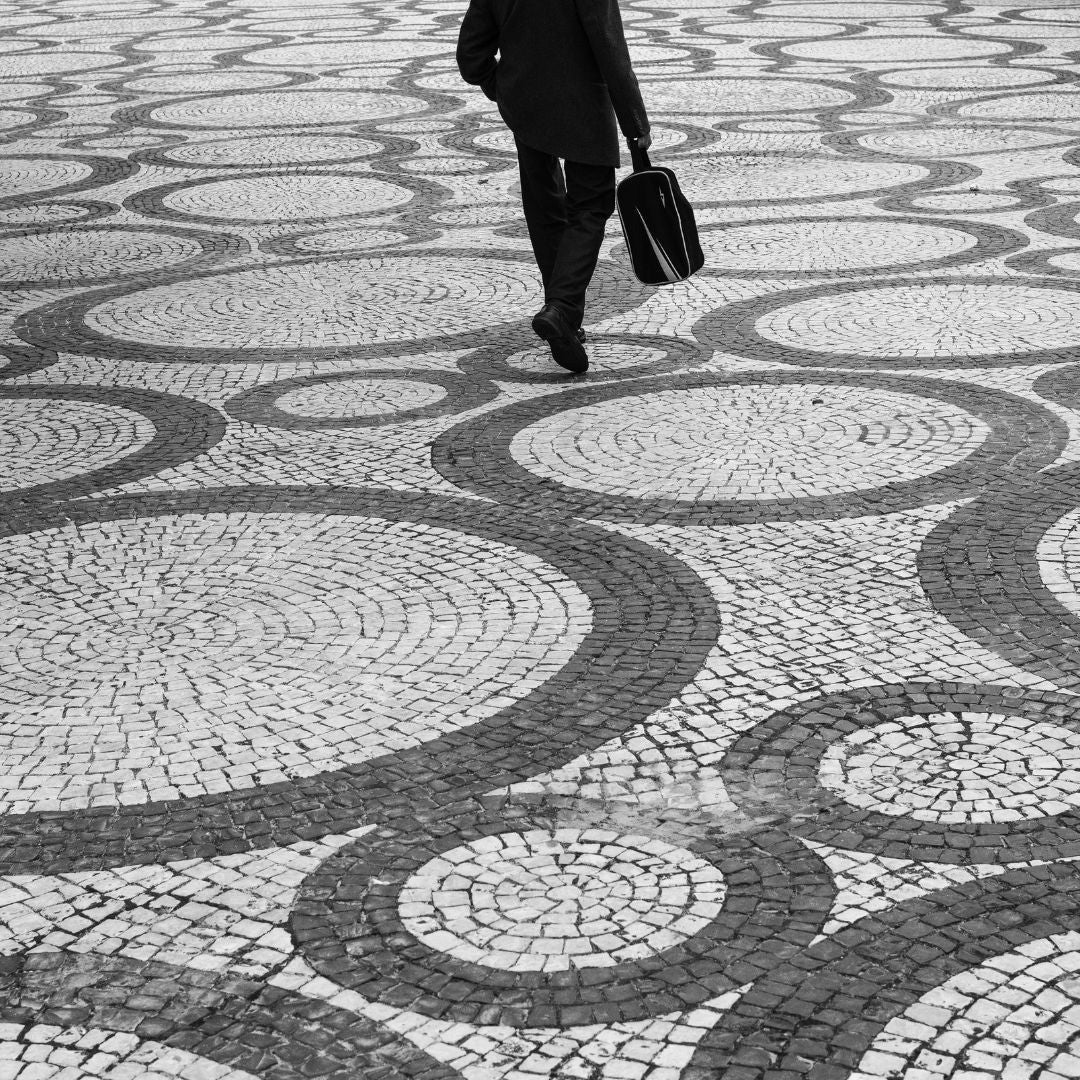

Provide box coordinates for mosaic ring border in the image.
[695,275,1080,368]
[1025,200,1080,242]
[0,221,248,288]
[223,368,500,429]
[721,681,1080,864]
[0,485,718,874]
[918,463,1080,694]
[292,805,835,1028]
[684,864,1080,1080]
[4,951,460,1080]
[432,371,1066,526]
[1005,246,1080,279]
[0,384,226,507]
[0,344,58,381]
[457,333,710,385]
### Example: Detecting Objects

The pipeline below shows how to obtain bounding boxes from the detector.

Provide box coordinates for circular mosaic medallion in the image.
[820,712,1080,824]
[894,190,1031,213]
[0,386,223,503]
[0,51,122,77]
[0,156,93,204]
[877,64,1061,89]
[142,88,427,129]
[261,225,424,256]
[225,370,498,429]
[149,133,383,168]
[117,70,296,94]
[635,75,856,115]
[852,123,1073,157]
[37,254,542,361]
[0,1027,258,1080]
[698,216,1015,276]
[511,384,990,500]
[0,397,154,493]
[399,828,728,972]
[769,1,945,13]
[705,278,1080,367]
[722,683,1080,862]
[0,512,591,813]
[40,15,205,36]
[245,39,445,67]
[0,488,717,870]
[0,225,237,287]
[677,154,930,206]
[433,372,1063,524]
[134,171,415,224]
[850,933,1080,1080]
[293,809,832,1026]
[952,87,1080,121]
[780,34,1013,62]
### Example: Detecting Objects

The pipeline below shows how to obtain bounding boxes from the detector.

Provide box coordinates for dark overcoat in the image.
[456,0,648,167]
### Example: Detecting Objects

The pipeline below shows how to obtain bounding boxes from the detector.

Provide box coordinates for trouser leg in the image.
[515,138,567,293]
[545,157,616,330]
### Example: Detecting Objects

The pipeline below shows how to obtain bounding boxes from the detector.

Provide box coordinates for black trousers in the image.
[515,137,616,330]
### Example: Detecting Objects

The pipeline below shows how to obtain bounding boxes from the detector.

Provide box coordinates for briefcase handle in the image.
[628,139,652,173]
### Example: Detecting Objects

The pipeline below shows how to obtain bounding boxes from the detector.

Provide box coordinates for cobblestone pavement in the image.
[3,0,1080,1077]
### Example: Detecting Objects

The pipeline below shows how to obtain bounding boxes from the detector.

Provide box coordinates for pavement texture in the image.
[2,0,1080,1077]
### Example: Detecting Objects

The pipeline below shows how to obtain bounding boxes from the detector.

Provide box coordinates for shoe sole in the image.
[532,312,588,373]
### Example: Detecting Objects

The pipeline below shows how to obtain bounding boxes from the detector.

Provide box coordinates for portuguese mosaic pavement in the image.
[3,0,1080,1077]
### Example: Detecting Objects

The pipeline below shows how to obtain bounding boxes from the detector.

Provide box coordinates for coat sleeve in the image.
[574,0,649,141]
[456,0,499,102]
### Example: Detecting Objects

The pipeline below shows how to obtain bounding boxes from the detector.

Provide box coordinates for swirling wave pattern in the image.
[3,0,1080,1078]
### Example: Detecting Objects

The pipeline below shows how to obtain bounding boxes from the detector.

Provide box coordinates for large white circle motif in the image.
[510,385,990,500]
[819,712,1080,823]
[755,284,1080,358]
[399,829,727,972]
[0,513,592,813]
[84,257,542,349]
[701,219,974,271]
[147,89,425,128]
[159,174,412,221]
[0,399,156,491]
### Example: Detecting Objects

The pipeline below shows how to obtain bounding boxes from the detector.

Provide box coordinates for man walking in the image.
[457,0,651,373]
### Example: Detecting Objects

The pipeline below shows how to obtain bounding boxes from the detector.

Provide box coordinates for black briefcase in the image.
[616,141,704,286]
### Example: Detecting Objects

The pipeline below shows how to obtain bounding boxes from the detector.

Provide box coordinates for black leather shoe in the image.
[576,327,587,344]
[532,304,588,374]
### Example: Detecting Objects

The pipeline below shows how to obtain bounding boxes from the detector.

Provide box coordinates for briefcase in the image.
[616,141,704,286]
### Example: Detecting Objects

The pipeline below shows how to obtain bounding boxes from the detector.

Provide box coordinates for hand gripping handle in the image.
[628,139,652,172]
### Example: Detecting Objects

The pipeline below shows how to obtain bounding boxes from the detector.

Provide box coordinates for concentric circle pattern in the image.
[0,512,591,812]
[73,255,542,356]
[399,828,727,972]
[510,384,990,500]
[820,712,1080,823]
[7,0,1080,1073]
